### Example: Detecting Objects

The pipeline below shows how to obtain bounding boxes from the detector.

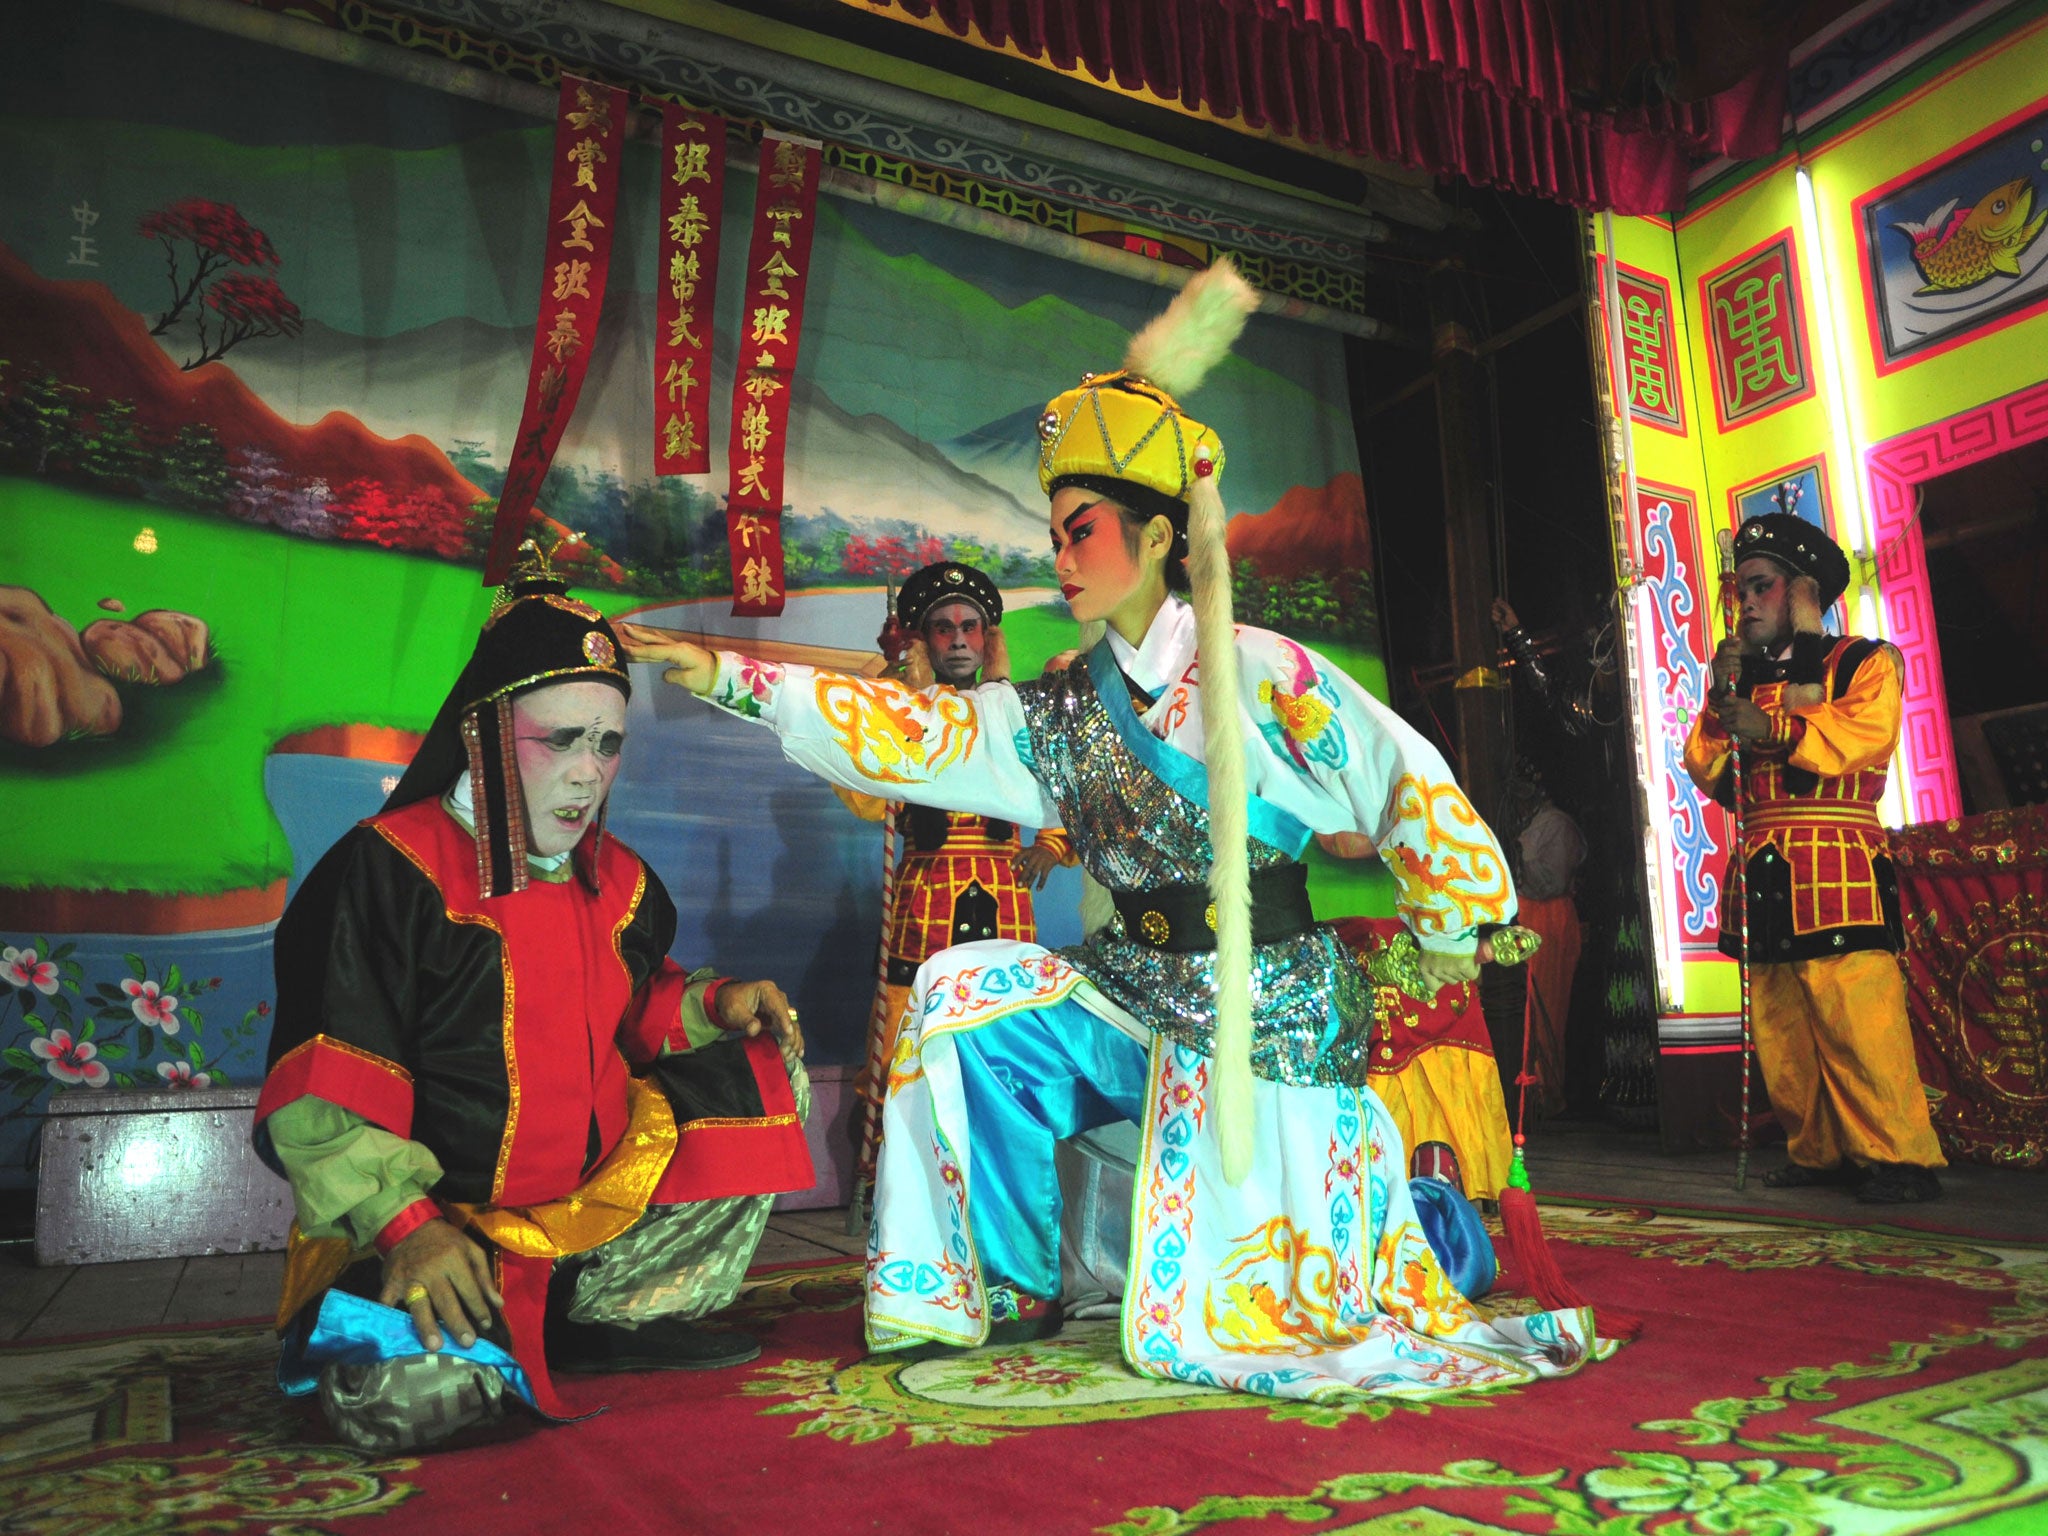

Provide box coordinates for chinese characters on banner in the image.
[1700,234,1814,431]
[724,135,822,617]
[483,76,628,585]
[655,106,725,476]
[1599,259,1684,433]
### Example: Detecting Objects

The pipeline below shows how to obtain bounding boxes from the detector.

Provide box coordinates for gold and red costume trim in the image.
[885,815,1065,969]
[1684,636,1901,937]
[1333,916,1512,1198]
[256,1035,415,1138]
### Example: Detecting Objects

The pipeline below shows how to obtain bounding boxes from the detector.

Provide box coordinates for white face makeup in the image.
[510,679,628,856]
[922,597,990,684]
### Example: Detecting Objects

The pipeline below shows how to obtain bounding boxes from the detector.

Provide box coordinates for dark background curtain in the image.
[886,0,1796,211]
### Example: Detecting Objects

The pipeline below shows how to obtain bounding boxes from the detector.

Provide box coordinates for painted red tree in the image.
[193,273,303,368]
[136,199,300,370]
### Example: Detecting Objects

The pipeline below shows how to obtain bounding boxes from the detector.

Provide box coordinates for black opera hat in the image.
[382,541,630,897]
[896,561,1003,632]
[1732,513,1852,609]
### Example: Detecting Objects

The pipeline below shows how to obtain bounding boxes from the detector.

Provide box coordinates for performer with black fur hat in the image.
[254,542,814,1450]
[1683,513,1945,1203]
[625,262,1602,1399]
[836,560,1073,1221]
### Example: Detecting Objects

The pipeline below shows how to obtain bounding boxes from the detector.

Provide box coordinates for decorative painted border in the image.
[1851,90,2048,376]
[1726,454,1838,547]
[1864,374,2048,822]
[1697,229,1819,432]
[1788,0,2015,130]
[1632,480,1727,952]
[1595,255,1688,436]
[335,0,1377,293]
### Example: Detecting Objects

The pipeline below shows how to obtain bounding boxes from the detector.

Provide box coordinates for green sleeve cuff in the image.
[674,966,728,1053]
[265,1095,444,1249]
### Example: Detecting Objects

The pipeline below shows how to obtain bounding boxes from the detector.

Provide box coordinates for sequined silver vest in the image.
[1015,652,1376,1087]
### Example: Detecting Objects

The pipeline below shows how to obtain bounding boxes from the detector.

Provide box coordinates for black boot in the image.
[547,1314,761,1373]
[1855,1164,1943,1205]
[1761,1161,1867,1190]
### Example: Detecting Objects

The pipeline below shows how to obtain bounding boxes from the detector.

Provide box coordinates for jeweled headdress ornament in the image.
[1733,512,1851,608]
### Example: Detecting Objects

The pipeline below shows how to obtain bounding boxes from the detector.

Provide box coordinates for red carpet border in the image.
[4,1200,2047,1535]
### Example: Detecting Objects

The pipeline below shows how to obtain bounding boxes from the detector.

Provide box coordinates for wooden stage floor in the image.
[5,1118,2044,1341]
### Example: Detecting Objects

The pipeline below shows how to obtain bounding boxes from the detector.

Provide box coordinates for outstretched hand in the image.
[380,1218,502,1351]
[1013,842,1061,890]
[713,977,805,1057]
[615,621,717,696]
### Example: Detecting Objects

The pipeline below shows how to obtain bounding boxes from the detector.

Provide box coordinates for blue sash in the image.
[1086,641,1313,859]
[278,1286,559,1416]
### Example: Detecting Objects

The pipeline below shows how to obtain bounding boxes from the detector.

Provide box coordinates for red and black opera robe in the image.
[255,798,813,1412]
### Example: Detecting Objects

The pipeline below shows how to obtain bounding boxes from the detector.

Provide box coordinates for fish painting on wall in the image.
[1858,102,2048,370]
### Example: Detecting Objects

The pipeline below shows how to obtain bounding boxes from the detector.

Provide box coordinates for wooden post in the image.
[1428,261,1509,824]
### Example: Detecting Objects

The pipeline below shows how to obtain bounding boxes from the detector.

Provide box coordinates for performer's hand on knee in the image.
[381,1219,502,1352]
[615,622,717,695]
[713,977,805,1058]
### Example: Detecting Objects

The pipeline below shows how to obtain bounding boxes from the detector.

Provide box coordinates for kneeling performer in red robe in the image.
[255,543,813,1450]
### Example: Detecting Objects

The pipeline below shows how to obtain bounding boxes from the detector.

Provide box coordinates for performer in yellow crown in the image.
[1684,512,1945,1203]
[624,261,1600,1398]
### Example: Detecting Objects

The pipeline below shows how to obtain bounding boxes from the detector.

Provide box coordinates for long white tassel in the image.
[1186,474,1253,1185]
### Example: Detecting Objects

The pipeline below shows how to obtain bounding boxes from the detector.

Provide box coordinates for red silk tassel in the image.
[1495,1162,1642,1342]
[1497,974,1644,1342]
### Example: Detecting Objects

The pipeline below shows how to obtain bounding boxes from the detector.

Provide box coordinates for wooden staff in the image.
[1714,528,1756,1191]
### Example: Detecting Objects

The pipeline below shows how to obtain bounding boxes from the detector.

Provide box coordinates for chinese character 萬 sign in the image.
[1700,232,1815,431]
[1599,257,1686,434]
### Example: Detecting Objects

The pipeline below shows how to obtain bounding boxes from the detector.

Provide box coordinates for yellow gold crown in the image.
[1036,371,1226,502]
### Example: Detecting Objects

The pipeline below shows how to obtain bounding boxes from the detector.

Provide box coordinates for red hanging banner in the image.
[654,105,725,477]
[482,75,628,585]
[724,134,822,617]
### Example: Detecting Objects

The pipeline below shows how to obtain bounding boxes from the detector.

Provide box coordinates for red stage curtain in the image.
[1892,805,2048,1168]
[890,0,1781,212]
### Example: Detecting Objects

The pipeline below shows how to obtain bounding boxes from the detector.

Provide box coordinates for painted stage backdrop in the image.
[0,3,1383,1184]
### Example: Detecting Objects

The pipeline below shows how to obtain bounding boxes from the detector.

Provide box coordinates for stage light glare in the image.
[1795,167,1875,559]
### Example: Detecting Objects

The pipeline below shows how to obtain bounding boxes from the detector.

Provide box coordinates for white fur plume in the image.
[1122,258,1259,397]
[1186,473,1255,1185]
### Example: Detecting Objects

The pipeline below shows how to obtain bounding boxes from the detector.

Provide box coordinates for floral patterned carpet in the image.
[5,1199,2047,1536]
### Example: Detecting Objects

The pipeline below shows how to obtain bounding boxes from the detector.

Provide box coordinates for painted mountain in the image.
[1226,473,1375,579]
[218,296,1048,555]
[0,241,480,507]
